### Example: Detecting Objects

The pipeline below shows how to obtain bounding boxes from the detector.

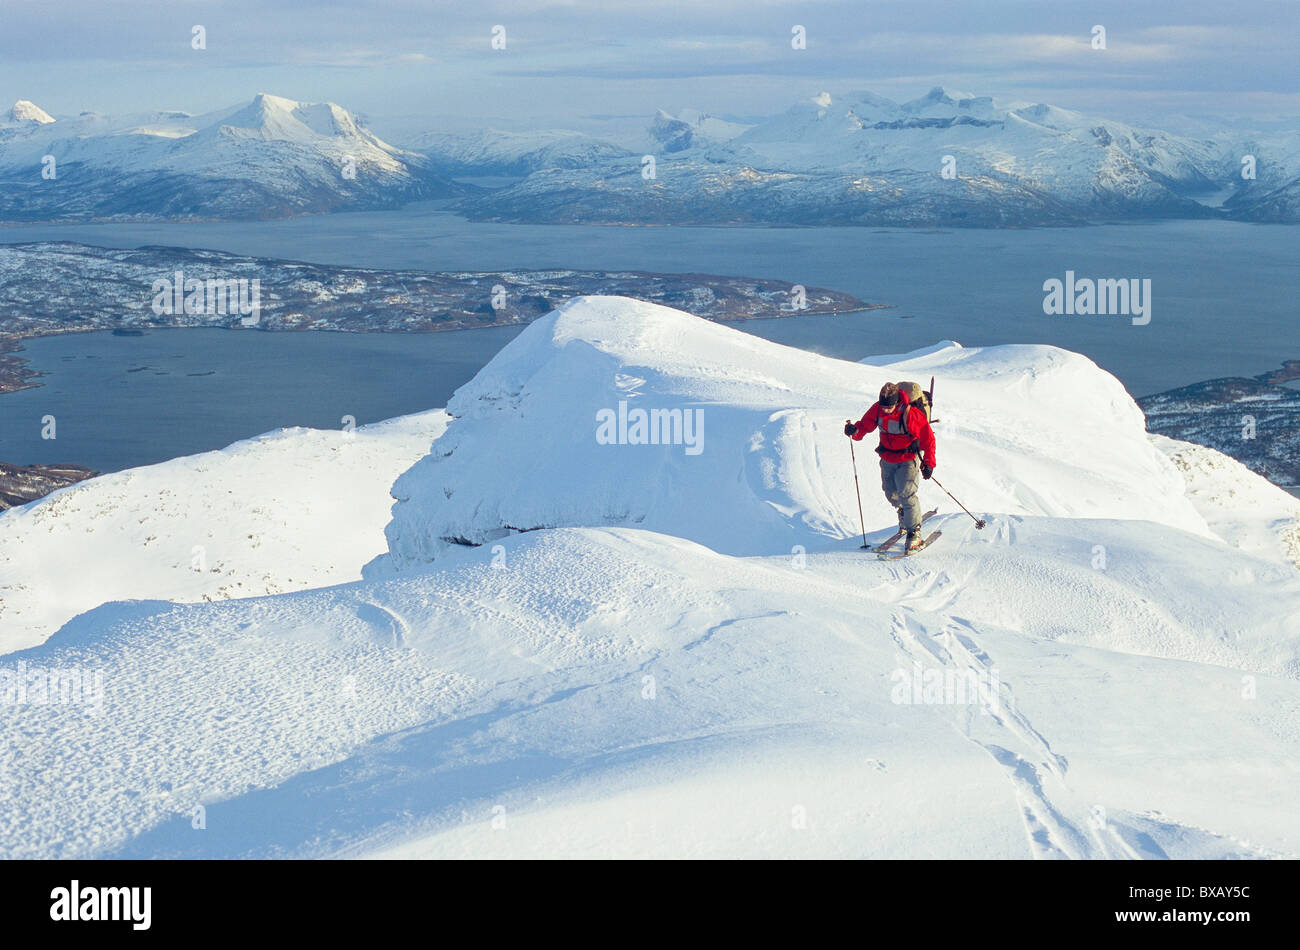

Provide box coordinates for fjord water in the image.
[1,212,1296,472]
[0,327,523,472]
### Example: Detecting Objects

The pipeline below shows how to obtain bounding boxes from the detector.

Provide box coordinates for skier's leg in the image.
[898,459,921,532]
[880,459,903,524]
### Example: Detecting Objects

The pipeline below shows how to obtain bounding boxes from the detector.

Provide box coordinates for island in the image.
[0,242,883,395]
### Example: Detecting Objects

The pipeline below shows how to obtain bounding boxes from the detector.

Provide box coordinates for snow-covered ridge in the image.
[372,295,1214,574]
[3,295,1299,859]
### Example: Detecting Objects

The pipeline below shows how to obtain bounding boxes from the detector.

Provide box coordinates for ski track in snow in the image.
[886,610,1084,859]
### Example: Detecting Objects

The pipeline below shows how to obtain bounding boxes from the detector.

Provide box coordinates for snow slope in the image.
[1149,433,1300,566]
[2,297,1298,860]
[0,411,448,653]
[6,520,1298,860]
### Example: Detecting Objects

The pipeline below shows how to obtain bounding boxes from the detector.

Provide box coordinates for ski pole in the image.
[929,474,986,529]
[847,427,869,548]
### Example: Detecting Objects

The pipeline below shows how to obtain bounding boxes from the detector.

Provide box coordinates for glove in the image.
[844,421,857,437]
[921,463,934,480]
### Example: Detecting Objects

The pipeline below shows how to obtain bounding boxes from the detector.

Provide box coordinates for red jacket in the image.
[851,394,937,467]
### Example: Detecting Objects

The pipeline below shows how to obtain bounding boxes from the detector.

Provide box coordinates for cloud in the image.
[841,31,1181,65]
[287,50,437,69]
[0,0,1295,126]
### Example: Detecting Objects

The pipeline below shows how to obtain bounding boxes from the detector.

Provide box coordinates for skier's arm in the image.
[850,404,880,440]
[914,415,937,468]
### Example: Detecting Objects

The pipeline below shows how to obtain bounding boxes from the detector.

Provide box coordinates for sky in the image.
[1,0,1296,136]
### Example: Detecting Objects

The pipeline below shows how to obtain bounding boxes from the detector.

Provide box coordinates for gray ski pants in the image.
[880,458,922,532]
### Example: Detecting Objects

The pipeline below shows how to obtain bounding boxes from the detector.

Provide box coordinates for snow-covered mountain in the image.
[739,88,1221,198]
[403,127,632,177]
[2,296,1299,858]
[6,89,1293,225]
[373,299,1212,569]
[1227,173,1300,222]
[1213,127,1300,221]
[0,94,468,221]
[402,108,746,178]
[3,100,55,126]
[648,108,751,153]
[457,88,1300,226]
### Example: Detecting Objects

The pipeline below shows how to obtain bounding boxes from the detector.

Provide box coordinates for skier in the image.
[844,382,937,552]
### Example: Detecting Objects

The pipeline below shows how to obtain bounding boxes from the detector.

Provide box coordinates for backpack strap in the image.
[898,401,922,457]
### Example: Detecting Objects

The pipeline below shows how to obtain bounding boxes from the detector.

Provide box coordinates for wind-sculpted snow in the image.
[374,296,1210,573]
[4,295,1300,859]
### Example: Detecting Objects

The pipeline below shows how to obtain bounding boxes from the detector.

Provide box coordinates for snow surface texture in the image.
[0,411,448,653]
[2,297,1298,859]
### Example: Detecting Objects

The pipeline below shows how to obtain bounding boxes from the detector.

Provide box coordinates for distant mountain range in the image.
[400,127,631,178]
[443,88,1300,227]
[2,89,1298,226]
[0,93,467,221]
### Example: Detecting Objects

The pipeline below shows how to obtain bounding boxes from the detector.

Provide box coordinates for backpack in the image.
[896,380,932,421]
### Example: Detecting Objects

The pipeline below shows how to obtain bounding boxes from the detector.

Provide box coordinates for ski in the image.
[869,508,938,552]
[877,530,942,560]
